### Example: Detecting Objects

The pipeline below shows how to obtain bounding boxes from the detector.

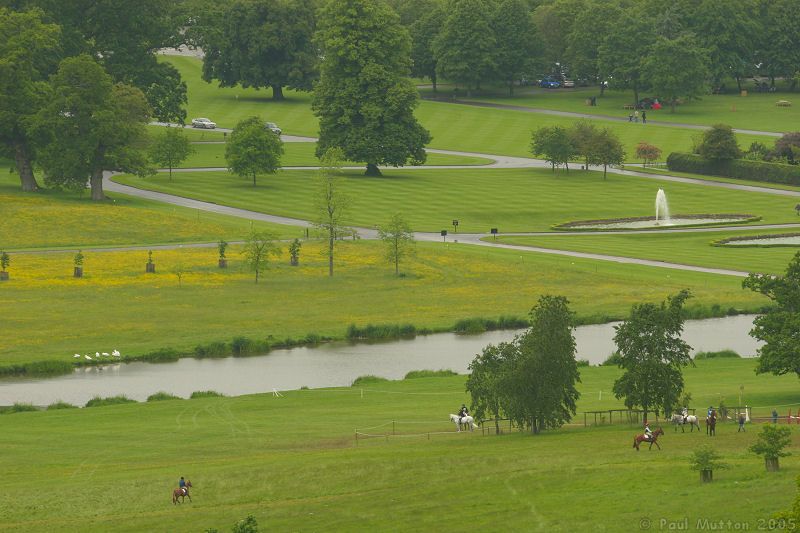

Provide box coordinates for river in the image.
[0,315,761,405]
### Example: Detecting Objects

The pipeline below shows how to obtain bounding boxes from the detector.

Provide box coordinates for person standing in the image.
[738,413,746,432]
[773,409,779,424]
[634,109,639,122]
[642,110,647,124]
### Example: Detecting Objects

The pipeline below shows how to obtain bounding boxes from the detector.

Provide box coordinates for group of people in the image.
[628,110,647,123]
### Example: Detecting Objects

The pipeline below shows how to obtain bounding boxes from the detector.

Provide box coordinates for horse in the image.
[450,414,478,432]
[706,412,717,436]
[671,414,701,433]
[172,480,192,505]
[633,427,664,451]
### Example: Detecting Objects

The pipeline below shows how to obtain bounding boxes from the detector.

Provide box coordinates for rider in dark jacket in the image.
[458,404,469,421]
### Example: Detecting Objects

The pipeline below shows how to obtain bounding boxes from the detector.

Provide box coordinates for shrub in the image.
[47,401,78,410]
[667,152,800,186]
[696,124,740,160]
[351,375,389,386]
[147,391,182,402]
[0,360,74,377]
[85,395,137,408]
[232,515,259,533]
[140,348,181,363]
[190,390,225,399]
[576,359,590,367]
[0,403,39,414]
[346,323,417,340]
[194,342,229,358]
[689,445,729,482]
[694,350,741,360]
[453,316,528,334]
[750,425,792,471]
[601,353,623,366]
[231,336,254,356]
[404,369,458,379]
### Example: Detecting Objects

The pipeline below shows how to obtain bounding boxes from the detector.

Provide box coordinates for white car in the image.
[265,122,282,136]
[191,117,216,129]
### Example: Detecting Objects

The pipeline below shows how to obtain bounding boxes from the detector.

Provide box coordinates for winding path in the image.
[101,128,800,278]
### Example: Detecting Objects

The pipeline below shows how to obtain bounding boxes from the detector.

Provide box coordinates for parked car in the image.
[191,117,216,129]
[539,77,561,88]
[265,122,282,136]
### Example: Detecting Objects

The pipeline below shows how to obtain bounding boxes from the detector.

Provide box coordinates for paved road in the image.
[421,97,785,137]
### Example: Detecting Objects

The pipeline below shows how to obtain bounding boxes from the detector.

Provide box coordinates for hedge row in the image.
[666,152,800,186]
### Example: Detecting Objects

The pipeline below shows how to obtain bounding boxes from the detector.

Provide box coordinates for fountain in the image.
[655,188,670,224]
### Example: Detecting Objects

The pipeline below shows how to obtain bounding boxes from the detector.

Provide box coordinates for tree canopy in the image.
[202,0,317,100]
[225,116,284,186]
[313,0,431,176]
[612,290,694,420]
[743,252,800,378]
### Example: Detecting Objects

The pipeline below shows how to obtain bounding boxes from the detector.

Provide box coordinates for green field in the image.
[174,139,492,168]
[0,241,767,366]
[164,56,770,162]
[0,173,299,250]
[1,362,798,532]
[115,167,800,233]
[461,85,800,134]
[496,229,800,275]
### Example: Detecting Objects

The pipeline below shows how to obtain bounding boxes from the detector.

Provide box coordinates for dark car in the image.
[539,77,561,88]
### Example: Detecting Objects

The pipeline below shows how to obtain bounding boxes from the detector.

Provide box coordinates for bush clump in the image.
[147,391,182,402]
[194,342,229,358]
[453,316,528,334]
[695,350,741,360]
[47,401,78,410]
[190,390,225,399]
[404,369,458,379]
[351,375,389,386]
[140,348,181,363]
[667,152,800,186]
[346,323,416,341]
[601,353,623,366]
[0,403,39,414]
[85,395,137,408]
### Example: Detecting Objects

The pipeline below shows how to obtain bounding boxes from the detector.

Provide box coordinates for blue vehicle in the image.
[539,77,561,88]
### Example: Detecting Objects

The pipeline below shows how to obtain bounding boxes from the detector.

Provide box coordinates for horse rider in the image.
[707,406,713,418]
[179,476,188,495]
[458,404,469,423]
[644,422,653,441]
[682,406,689,424]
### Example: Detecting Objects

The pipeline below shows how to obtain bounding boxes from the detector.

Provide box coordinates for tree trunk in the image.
[169,166,173,181]
[253,172,257,186]
[365,163,381,176]
[735,77,743,92]
[90,169,105,201]
[394,254,399,275]
[271,84,284,101]
[431,72,437,94]
[766,458,779,472]
[328,228,334,277]
[633,82,640,111]
[603,164,607,179]
[600,82,606,96]
[701,469,713,483]
[14,141,39,192]
[508,80,514,96]
[670,99,677,113]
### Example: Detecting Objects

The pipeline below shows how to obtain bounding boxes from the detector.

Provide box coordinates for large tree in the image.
[408,2,445,93]
[598,8,653,107]
[589,127,625,179]
[33,55,152,201]
[313,0,431,176]
[612,290,693,420]
[24,0,188,123]
[466,341,514,435]
[202,0,317,101]
[742,252,800,378]
[149,127,194,180]
[225,116,284,186]
[500,295,581,434]
[0,7,61,191]
[640,34,709,113]
[433,0,496,96]
[491,0,538,95]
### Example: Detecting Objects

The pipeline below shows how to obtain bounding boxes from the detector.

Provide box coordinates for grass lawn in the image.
[0,240,767,366]
[165,56,770,162]
[495,229,800,275]
[175,139,492,168]
[115,167,800,234]
[1,362,798,532]
[0,174,300,250]
[460,85,800,134]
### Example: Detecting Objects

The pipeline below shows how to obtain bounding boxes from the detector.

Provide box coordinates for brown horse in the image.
[633,427,664,451]
[172,480,192,505]
[706,411,717,436]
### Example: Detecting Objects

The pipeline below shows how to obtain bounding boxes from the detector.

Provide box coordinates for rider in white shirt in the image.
[644,422,653,440]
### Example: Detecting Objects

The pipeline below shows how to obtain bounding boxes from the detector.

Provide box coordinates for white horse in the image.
[450,414,479,432]
[671,413,701,433]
